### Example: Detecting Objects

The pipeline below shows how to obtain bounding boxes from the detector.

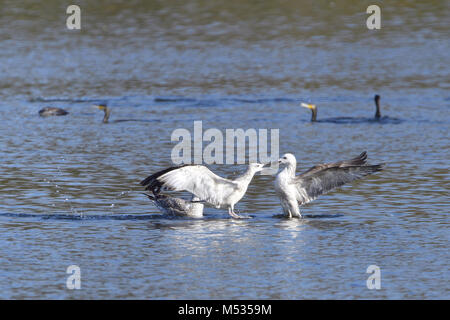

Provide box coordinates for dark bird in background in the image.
[94,103,154,124]
[300,94,400,123]
[374,94,381,119]
[38,107,69,117]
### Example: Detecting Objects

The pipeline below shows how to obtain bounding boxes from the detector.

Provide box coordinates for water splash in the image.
[106,190,134,213]
[42,157,84,218]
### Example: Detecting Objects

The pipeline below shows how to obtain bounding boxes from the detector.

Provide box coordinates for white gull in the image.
[140,163,265,219]
[273,151,384,218]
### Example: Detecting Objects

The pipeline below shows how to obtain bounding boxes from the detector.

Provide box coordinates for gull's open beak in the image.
[301,103,315,110]
[260,161,279,175]
[263,160,280,167]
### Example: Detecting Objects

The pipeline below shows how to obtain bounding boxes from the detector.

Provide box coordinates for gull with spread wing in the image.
[273,152,384,218]
[140,163,265,218]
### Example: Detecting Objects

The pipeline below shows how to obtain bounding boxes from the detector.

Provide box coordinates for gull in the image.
[140,163,266,218]
[142,193,204,218]
[273,152,384,218]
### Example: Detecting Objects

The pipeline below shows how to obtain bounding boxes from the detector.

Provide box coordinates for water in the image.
[0,0,449,299]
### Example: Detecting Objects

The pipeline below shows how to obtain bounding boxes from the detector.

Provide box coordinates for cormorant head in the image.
[95,102,108,110]
[94,103,110,123]
[301,103,317,122]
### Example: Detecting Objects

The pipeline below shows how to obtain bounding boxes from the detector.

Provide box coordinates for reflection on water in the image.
[0,0,449,299]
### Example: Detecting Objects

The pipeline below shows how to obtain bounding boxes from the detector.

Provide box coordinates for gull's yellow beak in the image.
[93,105,106,110]
[301,103,315,110]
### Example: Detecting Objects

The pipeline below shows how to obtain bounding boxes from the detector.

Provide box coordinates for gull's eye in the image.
[283,156,287,160]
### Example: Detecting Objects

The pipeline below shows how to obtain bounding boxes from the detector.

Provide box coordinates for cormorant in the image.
[301,95,398,123]
[94,103,152,123]
[38,107,69,117]
[94,103,112,123]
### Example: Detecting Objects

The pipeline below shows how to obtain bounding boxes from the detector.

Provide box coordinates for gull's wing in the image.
[140,165,238,207]
[292,152,384,204]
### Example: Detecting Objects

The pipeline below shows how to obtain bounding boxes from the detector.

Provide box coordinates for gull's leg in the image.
[281,199,292,218]
[290,200,302,218]
[284,206,292,218]
[228,205,243,219]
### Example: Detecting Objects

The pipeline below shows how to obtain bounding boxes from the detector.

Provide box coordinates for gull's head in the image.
[249,162,266,173]
[277,153,297,167]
